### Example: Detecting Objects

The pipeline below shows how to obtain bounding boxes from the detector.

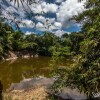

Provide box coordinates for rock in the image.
[7,77,55,92]
[7,77,88,100]
[5,51,18,61]
[23,55,30,59]
[6,57,18,61]
[57,87,87,100]
[34,54,39,58]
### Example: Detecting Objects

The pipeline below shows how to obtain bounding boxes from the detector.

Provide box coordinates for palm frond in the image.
[10,0,36,6]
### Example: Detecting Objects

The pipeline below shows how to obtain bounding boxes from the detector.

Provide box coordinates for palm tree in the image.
[10,0,85,7]
[10,0,36,6]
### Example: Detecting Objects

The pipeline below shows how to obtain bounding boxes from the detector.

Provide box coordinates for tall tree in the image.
[52,0,100,98]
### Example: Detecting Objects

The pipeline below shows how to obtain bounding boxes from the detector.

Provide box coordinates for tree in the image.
[52,0,100,98]
[69,32,84,54]
[38,32,59,56]
[0,22,14,54]
[71,0,100,96]
[10,0,36,5]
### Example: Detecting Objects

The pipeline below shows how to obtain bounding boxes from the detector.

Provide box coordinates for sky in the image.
[0,0,86,36]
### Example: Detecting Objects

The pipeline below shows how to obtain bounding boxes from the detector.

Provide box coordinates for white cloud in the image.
[56,0,85,27]
[1,0,86,33]
[36,22,44,28]
[49,25,56,31]
[44,3,58,13]
[36,22,45,31]
[31,1,58,14]
[54,22,62,29]
[54,30,71,37]
[35,17,57,31]
[35,21,62,31]
[35,16,55,23]
[31,4,43,14]
[54,30,66,37]
[46,18,55,24]
[19,19,35,28]
[35,16,46,22]
[25,31,32,35]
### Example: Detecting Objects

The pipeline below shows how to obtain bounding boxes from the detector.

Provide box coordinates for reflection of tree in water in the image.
[0,57,70,90]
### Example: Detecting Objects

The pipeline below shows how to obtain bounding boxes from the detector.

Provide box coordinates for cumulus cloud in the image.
[54,30,66,37]
[19,19,35,28]
[31,4,43,14]
[44,3,58,13]
[36,22,45,31]
[54,30,71,37]
[56,0,85,27]
[54,22,62,29]
[35,16,56,31]
[1,0,85,33]
[25,31,32,35]
[35,21,62,31]
[35,16,46,22]
[30,1,58,14]
[35,16,55,24]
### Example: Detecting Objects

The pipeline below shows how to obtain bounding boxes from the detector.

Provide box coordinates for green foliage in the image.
[0,22,81,59]
[69,33,84,54]
[52,0,100,98]
[0,21,14,55]
[1,0,100,99]
[37,32,60,56]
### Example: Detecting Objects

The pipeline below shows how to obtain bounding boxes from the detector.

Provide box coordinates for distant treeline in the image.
[0,21,84,59]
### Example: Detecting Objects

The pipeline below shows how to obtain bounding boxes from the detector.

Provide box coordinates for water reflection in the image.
[0,56,73,91]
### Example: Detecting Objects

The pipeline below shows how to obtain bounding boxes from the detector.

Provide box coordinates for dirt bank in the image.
[1,51,39,61]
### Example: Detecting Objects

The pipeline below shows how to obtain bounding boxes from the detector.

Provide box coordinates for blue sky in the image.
[0,0,85,36]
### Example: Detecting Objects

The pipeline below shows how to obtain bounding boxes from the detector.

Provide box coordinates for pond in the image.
[0,56,73,91]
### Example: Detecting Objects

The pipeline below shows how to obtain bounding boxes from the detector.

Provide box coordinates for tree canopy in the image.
[52,0,100,98]
[0,0,100,99]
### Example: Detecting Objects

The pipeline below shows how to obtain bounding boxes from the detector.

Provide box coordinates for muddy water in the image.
[0,56,73,91]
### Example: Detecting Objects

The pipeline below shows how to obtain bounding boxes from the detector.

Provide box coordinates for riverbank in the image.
[4,77,54,100]
[0,51,39,61]
[3,77,87,100]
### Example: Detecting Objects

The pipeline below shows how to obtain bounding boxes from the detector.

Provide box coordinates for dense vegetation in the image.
[52,0,100,98]
[0,20,84,59]
[0,0,100,99]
